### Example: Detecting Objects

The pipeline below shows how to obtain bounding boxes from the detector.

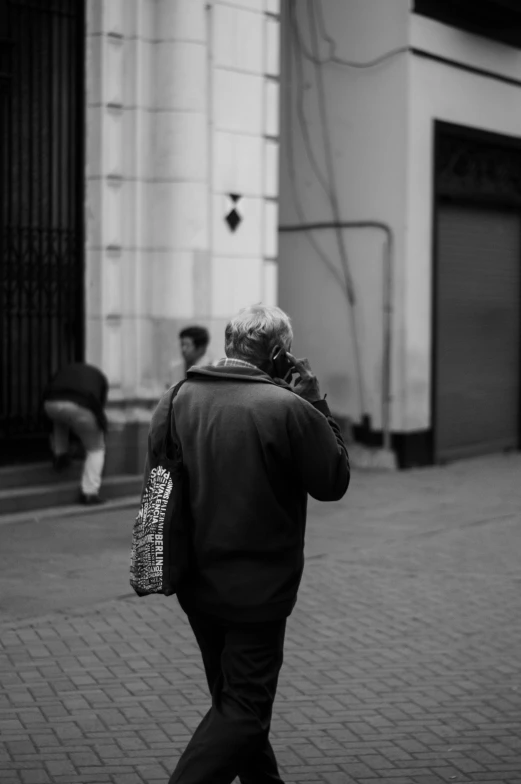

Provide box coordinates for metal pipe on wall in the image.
[279,220,394,452]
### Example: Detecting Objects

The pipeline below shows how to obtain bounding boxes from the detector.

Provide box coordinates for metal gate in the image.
[0,0,85,462]
[435,206,520,460]
[433,123,521,463]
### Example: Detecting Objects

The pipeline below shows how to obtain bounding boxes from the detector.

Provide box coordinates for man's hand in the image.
[285,353,322,403]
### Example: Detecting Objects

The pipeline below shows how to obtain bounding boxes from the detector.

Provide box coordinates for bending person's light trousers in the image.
[44,400,105,495]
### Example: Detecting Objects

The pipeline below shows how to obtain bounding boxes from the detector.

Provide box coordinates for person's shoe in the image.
[53,453,72,471]
[79,492,105,506]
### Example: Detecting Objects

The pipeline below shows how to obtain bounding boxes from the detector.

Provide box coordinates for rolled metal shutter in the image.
[435,205,520,461]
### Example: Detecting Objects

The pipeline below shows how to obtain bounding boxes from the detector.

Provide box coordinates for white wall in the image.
[278,0,410,428]
[279,0,521,437]
[85,0,281,406]
[405,14,521,431]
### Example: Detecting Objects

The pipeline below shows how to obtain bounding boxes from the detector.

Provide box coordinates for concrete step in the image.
[0,474,143,516]
[0,461,83,490]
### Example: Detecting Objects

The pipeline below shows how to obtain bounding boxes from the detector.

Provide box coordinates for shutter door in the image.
[435,205,520,461]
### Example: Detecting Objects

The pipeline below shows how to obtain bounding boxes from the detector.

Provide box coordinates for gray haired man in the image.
[145,304,350,784]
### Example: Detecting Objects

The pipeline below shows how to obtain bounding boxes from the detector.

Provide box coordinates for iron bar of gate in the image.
[47,0,54,395]
[4,5,10,426]
[0,45,2,433]
[17,2,23,426]
[15,0,19,428]
[13,0,21,428]
[28,2,34,423]
[0,11,5,433]
[8,2,14,431]
[12,1,75,20]
[0,15,7,430]
[57,4,63,371]
[68,4,73,368]
[38,3,44,402]
[76,1,85,360]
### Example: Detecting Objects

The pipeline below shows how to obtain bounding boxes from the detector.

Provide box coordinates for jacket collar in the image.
[187,364,293,390]
[149,365,294,453]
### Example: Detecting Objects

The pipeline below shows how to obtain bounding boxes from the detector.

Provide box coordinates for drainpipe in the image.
[279,220,394,452]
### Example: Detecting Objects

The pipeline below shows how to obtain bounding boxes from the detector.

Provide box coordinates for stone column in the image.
[140,0,282,384]
[86,0,158,396]
[85,0,158,472]
[84,0,282,472]
[209,0,281,343]
[148,0,210,386]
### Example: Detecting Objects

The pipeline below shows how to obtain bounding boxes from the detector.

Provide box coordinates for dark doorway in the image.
[433,124,521,462]
[414,0,521,50]
[0,0,85,464]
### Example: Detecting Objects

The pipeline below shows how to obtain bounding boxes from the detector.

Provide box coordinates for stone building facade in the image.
[85,0,281,470]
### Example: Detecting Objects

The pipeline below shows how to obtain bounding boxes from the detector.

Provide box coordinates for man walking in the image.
[145,304,350,784]
[43,362,108,505]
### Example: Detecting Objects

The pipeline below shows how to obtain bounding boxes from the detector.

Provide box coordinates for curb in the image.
[0,494,141,527]
[0,593,139,633]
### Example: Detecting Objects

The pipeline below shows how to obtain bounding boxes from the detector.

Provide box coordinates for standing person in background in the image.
[42,362,108,505]
[168,325,212,387]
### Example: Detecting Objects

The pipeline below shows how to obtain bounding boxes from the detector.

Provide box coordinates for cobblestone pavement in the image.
[1,454,521,783]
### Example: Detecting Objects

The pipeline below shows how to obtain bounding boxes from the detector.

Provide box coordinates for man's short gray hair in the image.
[225,304,293,365]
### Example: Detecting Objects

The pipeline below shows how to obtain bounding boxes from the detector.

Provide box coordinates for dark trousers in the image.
[168,613,287,784]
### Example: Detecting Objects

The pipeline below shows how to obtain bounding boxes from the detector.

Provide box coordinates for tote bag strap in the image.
[160,379,187,460]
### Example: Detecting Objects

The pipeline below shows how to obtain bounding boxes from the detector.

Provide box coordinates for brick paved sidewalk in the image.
[1,458,521,783]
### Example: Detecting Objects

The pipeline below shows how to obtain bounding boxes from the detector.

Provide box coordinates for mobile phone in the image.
[272,346,294,381]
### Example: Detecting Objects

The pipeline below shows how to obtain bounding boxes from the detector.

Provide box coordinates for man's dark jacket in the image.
[43,362,109,432]
[145,364,350,622]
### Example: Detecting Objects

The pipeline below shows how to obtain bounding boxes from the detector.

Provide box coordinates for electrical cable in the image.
[283,1,346,294]
[288,0,353,301]
[288,0,332,205]
[306,0,366,415]
[306,0,409,70]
